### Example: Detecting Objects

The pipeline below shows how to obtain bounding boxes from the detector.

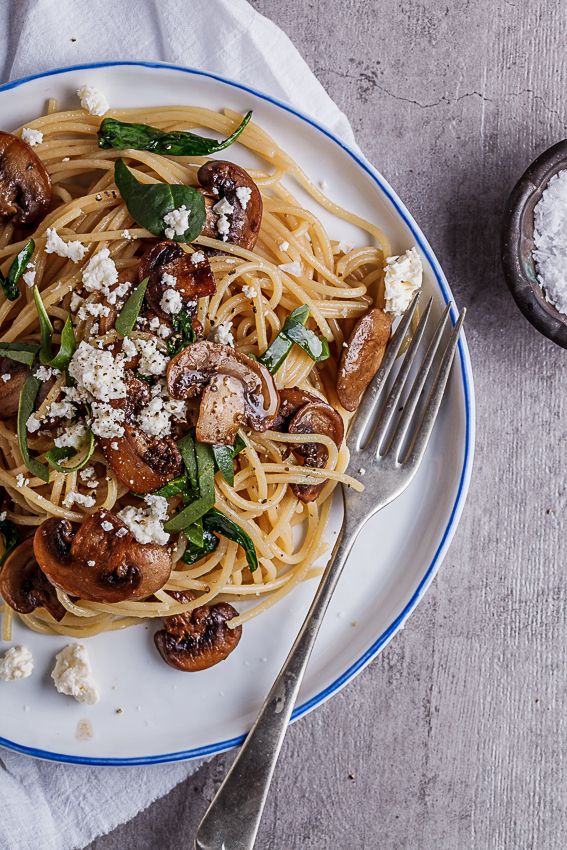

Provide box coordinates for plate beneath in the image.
[0,62,475,765]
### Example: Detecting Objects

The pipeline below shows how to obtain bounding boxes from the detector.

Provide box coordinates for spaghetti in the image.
[0,99,410,662]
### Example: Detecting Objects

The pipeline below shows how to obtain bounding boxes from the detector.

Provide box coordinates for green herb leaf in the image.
[0,342,40,367]
[203,508,258,572]
[17,375,50,482]
[184,518,204,548]
[115,277,149,337]
[45,430,95,473]
[48,314,77,370]
[164,440,215,532]
[213,444,236,486]
[33,285,54,362]
[99,112,252,157]
[258,304,329,373]
[166,309,197,356]
[178,432,199,492]
[0,239,35,302]
[154,474,188,498]
[181,529,219,565]
[33,287,76,369]
[284,322,330,363]
[0,518,19,567]
[114,160,206,242]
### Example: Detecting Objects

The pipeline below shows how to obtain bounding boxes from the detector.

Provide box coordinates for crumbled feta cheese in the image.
[47,399,76,420]
[34,365,60,381]
[163,205,190,239]
[101,520,113,532]
[51,643,99,704]
[157,323,172,339]
[121,229,132,240]
[148,316,161,331]
[69,291,83,312]
[111,441,119,450]
[77,301,111,321]
[54,422,87,449]
[279,240,289,252]
[384,247,423,316]
[117,495,170,546]
[107,279,131,306]
[15,474,29,488]
[164,399,186,421]
[68,341,127,401]
[62,156,70,162]
[0,512,6,522]
[90,402,125,439]
[22,127,43,146]
[122,336,137,360]
[26,413,42,433]
[160,288,183,315]
[87,560,95,567]
[213,197,233,242]
[278,260,302,276]
[82,247,118,294]
[135,338,169,376]
[22,262,36,288]
[62,491,96,509]
[45,227,87,263]
[1,373,11,383]
[77,84,109,117]
[79,466,96,482]
[0,646,34,680]
[210,320,235,347]
[138,397,171,438]
[213,197,234,216]
[115,526,128,538]
[235,186,252,210]
[161,272,177,288]
[191,251,205,264]
[242,284,256,299]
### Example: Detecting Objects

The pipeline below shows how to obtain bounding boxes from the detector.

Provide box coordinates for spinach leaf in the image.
[154,475,188,499]
[164,440,215,532]
[258,304,329,373]
[178,432,199,492]
[181,529,219,566]
[184,518,204,548]
[212,444,235,486]
[114,160,206,242]
[45,430,95,473]
[0,518,19,567]
[167,309,197,356]
[17,375,50,482]
[33,287,76,369]
[0,239,34,302]
[0,342,39,367]
[203,508,258,572]
[99,112,252,157]
[115,277,148,337]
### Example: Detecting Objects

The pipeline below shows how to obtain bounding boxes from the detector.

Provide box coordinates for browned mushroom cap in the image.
[271,387,322,431]
[0,537,65,621]
[138,240,216,321]
[336,308,392,412]
[0,132,51,225]
[166,340,279,444]
[34,509,172,603]
[99,377,183,494]
[101,426,183,494]
[0,357,30,418]
[154,592,242,671]
[197,161,262,250]
[287,399,344,502]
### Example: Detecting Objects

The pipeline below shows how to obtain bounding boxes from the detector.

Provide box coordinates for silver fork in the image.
[195,294,466,850]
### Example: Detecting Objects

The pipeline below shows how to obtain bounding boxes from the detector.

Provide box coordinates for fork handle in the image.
[194,519,359,850]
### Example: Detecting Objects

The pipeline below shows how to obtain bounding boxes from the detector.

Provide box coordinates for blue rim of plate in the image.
[0,61,475,766]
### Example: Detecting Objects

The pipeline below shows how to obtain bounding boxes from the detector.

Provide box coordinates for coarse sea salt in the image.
[533,169,567,315]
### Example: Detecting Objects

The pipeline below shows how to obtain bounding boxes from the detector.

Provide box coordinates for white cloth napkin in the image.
[0,1,355,849]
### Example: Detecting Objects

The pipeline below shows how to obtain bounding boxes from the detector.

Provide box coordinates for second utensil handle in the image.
[194,517,359,850]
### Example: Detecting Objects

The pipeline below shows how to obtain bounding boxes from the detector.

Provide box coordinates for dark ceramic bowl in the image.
[501,139,567,348]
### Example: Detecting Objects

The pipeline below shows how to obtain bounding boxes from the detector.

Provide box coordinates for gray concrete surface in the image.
[89,1,567,848]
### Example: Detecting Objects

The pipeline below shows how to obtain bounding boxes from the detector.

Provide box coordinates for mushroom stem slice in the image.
[196,374,246,445]
[154,593,242,671]
[0,537,65,621]
[0,356,30,419]
[336,307,392,412]
[33,510,172,603]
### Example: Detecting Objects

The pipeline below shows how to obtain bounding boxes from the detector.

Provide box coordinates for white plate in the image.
[0,62,475,765]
